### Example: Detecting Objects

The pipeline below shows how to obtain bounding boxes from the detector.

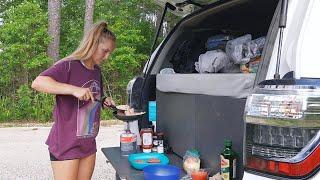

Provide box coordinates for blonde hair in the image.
[68,21,116,61]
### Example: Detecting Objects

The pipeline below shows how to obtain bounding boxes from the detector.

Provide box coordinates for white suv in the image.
[133,0,320,179]
[243,0,320,179]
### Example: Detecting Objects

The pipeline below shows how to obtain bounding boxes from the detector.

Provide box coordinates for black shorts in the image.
[49,152,78,161]
[49,152,60,161]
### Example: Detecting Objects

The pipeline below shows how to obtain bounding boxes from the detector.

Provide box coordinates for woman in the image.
[32,21,116,180]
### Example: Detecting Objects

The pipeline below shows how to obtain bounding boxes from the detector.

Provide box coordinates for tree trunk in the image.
[84,0,95,36]
[47,0,61,62]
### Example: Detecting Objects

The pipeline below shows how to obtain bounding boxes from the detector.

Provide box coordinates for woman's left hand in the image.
[103,97,115,108]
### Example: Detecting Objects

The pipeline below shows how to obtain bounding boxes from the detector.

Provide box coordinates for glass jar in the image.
[157,132,164,153]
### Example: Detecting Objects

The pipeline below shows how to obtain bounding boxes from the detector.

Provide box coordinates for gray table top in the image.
[101,147,185,180]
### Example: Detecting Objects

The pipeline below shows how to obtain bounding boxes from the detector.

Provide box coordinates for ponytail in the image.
[67,21,116,61]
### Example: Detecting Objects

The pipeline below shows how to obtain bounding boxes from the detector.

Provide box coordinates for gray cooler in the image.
[156,73,255,179]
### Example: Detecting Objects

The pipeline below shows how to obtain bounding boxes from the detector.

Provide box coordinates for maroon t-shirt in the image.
[40,60,102,160]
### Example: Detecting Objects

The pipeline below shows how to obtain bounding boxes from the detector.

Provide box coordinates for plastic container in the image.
[120,130,137,156]
[143,164,181,180]
[191,169,209,180]
[128,152,169,170]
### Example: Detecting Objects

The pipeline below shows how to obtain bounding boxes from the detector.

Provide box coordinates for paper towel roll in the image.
[127,120,141,145]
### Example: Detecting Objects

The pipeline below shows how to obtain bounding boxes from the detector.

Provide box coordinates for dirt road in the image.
[0,125,124,180]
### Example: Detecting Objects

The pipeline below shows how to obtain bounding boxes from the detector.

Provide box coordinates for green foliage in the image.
[0,1,53,122]
[14,85,33,119]
[0,1,51,95]
[0,85,54,122]
[0,96,13,122]
[0,0,47,15]
[0,0,24,16]
[0,0,179,122]
[59,0,86,58]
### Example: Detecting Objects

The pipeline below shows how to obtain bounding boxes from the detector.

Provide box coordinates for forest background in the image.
[0,0,180,122]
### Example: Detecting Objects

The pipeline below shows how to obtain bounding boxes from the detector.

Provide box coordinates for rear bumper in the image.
[243,171,274,180]
[243,170,320,180]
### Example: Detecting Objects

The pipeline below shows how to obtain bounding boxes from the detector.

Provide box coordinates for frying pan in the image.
[95,99,136,112]
[112,110,145,121]
[95,96,145,121]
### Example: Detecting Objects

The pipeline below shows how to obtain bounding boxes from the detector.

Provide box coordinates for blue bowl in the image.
[128,153,169,170]
[143,164,180,180]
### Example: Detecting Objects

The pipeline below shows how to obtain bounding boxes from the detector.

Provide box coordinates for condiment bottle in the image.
[220,139,237,180]
[140,128,153,153]
[152,133,158,152]
[157,132,164,153]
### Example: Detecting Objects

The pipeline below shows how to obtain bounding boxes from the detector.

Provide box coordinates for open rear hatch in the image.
[154,0,221,16]
[145,1,280,179]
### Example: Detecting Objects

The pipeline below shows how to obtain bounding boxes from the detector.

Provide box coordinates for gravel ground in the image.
[0,125,125,180]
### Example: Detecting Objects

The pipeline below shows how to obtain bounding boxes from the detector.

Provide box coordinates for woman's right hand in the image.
[72,87,94,102]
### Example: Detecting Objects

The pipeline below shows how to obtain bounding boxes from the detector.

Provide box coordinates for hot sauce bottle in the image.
[140,128,153,153]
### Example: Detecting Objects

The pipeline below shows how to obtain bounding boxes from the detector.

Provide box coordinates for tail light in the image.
[244,79,320,179]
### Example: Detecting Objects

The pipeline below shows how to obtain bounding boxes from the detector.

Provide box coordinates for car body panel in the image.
[154,0,220,16]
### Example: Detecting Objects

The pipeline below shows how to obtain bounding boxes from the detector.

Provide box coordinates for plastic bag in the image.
[183,149,201,175]
[248,56,262,73]
[195,50,230,73]
[243,37,266,60]
[226,35,266,65]
[206,34,234,51]
[225,34,252,64]
[240,56,262,73]
[220,61,241,73]
[160,68,175,74]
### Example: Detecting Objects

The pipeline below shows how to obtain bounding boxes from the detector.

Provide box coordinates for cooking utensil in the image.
[94,96,117,111]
